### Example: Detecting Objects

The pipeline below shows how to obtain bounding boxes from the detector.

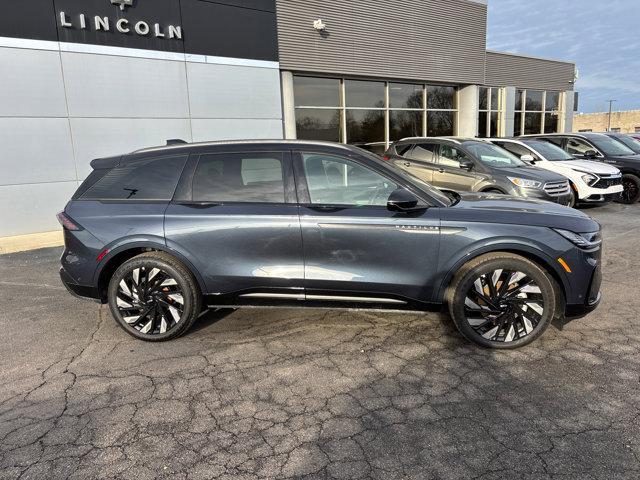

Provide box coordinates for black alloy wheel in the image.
[447,253,557,349]
[618,174,640,204]
[108,252,202,341]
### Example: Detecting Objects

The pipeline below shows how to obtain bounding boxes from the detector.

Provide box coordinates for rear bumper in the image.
[60,267,100,302]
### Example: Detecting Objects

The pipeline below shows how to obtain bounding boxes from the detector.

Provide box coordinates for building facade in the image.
[574,110,640,134]
[0,0,577,238]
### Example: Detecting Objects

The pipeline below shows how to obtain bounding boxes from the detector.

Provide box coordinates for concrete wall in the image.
[0,41,283,237]
[573,110,640,134]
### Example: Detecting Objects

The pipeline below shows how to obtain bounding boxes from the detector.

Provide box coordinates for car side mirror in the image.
[520,154,536,164]
[584,150,598,159]
[459,160,474,171]
[387,188,422,212]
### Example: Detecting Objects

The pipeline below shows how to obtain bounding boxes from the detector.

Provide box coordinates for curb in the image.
[0,231,64,255]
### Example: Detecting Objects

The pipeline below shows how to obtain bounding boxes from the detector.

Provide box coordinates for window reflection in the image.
[346,110,384,144]
[293,76,340,107]
[427,111,455,136]
[390,111,423,141]
[427,86,456,110]
[524,113,542,135]
[296,109,341,142]
[345,80,385,108]
[389,83,423,109]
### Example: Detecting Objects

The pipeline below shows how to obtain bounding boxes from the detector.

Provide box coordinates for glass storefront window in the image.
[293,76,341,107]
[390,111,423,141]
[344,80,385,108]
[427,111,455,136]
[478,111,488,138]
[544,113,558,134]
[526,90,544,111]
[346,110,385,144]
[490,112,499,137]
[514,112,522,136]
[515,90,524,111]
[295,109,341,142]
[389,83,423,109]
[546,92,560,111]
[427,86,456,110]
[524,113,543,135]
[478,87,502,138]
[479,87,489,111]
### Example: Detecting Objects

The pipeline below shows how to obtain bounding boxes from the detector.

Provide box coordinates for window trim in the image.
[180,150,296,206]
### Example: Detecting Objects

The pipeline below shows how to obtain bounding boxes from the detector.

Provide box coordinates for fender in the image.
[433,240,572,304]
[93,235,207,294]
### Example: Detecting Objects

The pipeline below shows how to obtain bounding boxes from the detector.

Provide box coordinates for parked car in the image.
[489,138,623,207]
[602,132,640,154]
[523,133,640,204]
[58,140,602,349]
[383,137,572,205]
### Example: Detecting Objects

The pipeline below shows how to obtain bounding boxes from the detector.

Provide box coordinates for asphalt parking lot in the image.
[1,202,639,480]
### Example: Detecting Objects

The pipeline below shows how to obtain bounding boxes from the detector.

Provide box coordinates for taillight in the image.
[382,155,391,161]
[56,212,83,231]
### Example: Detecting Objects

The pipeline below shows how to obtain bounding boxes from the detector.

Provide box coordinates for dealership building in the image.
[0,0,578,239]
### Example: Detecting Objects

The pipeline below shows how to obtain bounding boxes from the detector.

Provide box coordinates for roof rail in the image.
[166,139,188,146]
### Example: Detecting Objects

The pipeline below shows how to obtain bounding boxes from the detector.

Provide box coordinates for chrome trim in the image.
[239,293,305,301]
[305,295,406,304]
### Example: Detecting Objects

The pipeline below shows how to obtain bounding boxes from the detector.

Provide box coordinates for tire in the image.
[107,252,202,341]
[618,174,640,204]
[484,188,505,195]
[568,186,578,208]
[446,253,558,349]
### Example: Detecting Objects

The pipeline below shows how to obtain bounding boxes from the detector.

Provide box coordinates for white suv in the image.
[489,138,623,207]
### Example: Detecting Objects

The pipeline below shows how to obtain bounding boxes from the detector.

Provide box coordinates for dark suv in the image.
[59,140,602,349]
[383,137,572,205]
[524,133,640,204]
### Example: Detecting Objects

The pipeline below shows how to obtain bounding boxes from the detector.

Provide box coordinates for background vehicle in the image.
[602,132,640,154]
[59,140,603,349]
[490,138,623,207]
[523,133,640,204]
[383,137,572,205]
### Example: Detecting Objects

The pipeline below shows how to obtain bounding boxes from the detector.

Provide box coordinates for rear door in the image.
[396,142,440,183]
[432,144,478,191]
[164,148,304,296]
[294,150,441,303]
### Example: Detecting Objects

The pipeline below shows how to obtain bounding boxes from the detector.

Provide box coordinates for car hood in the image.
[494,165,567,182]
[444,192,600,232]
[549,159,620,176]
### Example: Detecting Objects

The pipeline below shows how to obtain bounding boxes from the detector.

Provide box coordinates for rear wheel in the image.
[446,253,557,349]
[568,185,578,208]
[108,252,202,341]
[618,174,640,204]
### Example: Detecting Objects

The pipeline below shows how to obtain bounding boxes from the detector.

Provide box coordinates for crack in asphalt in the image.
[1,205,639,479]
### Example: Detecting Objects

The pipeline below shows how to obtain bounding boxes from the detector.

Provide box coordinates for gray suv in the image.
[59,140,602,349]
[384,137,572,205]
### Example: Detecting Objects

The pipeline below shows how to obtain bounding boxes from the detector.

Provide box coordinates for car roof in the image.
[395,136,483,145]
[520,132,611,141]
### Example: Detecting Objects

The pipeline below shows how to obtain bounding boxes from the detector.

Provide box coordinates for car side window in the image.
[499,143,534,159]
[193,152,285,203]
[301,153,399,206]
[405,143,438,163]
[81,155,188,201]
[566,138,596,156]
[439,145,472,168]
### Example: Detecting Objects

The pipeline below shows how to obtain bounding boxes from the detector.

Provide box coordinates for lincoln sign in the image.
[58,11,183,40]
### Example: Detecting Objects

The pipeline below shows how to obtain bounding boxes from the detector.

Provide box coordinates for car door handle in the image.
[306,205,346,213]
[438,168,445,173]
[403,162,411,167]
[175,201,219,209]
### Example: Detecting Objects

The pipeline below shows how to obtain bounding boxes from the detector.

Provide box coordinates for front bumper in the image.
[516,187,572,205]
[577,183,623,203]
[60,267,100,302]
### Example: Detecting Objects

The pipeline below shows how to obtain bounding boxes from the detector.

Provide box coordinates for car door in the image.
[294,149,442,303]
[432,144,478,191]
[164,149,304,296]
[396,142,440,183]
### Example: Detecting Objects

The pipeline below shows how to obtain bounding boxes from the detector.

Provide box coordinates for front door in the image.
[294,150,441,304]
[164,150,304,296]
[432,144,478,191]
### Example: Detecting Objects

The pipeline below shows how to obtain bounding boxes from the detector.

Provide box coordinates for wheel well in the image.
[480,187,506,194]
[97,247,157,302]
[444,249,568,308]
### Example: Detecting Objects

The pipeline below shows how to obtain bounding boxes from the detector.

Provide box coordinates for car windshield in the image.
[524,140,574,161]
[614,135,640,153]
[464,142,526,168]
[591,136,636,156]
[352,146,453,206]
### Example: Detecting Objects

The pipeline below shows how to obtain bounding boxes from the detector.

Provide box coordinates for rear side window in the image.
[497,142,532,159]
[395,144,413,156]
[193,152,285,203]
[405,143,438,162]
[81,155,188,201]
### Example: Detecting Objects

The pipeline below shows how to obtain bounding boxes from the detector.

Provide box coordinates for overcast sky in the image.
[486,0,640,113]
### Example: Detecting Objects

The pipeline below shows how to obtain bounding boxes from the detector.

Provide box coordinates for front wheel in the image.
[618,174,640,204]
[446,253,558,349]
[108,252,202,341]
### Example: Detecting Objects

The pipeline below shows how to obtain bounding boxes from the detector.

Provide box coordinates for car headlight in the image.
[581,173,597,186]
[553,228,602,249]
[508,177,543,189]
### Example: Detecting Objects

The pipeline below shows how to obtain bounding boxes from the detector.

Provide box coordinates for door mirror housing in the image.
[459,160,474,171]
[584,150,598,159]
[520,154,536,164]
[387,188,423,212]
